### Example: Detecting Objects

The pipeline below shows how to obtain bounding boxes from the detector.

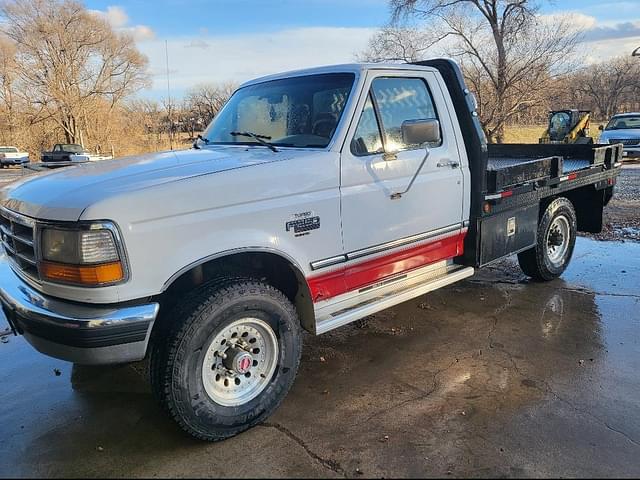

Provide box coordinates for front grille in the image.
[0,208,38,278]
[610,138,640,146]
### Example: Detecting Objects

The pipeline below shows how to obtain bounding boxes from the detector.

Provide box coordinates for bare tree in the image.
[356,26,448,63]
[0,0,149,144]
[185,82,236,126]
[0,35,17,143]
[361,1,582,142]
[572,57,640,119]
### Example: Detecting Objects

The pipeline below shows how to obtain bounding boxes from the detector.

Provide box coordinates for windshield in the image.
[549,111,572,141]
[202,73,355,149]
[61,144,84,153]
[0,147,17,153]
[605,116,640,130]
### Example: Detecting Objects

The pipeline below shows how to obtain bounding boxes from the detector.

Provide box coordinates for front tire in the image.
[518,197,577,281]
[150,279,302,441]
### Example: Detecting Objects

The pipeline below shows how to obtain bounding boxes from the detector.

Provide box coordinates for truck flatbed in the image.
[487,156,590,174]
[485,143,621,193]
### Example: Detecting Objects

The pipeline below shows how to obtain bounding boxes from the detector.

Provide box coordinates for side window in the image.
[53,145,60,152]
[371,77,440,151]
[351,94,383,156]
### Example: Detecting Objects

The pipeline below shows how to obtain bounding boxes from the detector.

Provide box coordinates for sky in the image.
[84,0,640,99]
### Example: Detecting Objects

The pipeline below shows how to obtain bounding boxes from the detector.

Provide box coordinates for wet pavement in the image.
[0,167,28,185]
[1,237,639,478]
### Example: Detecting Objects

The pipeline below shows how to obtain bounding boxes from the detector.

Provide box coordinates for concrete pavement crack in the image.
[487,287,512,349]
[541,385,640,449]
[352,358,460,427]
[260,422,346,477]
[497,344,640,450]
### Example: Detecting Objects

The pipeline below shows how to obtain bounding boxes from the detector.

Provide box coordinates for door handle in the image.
[437,161,460,168]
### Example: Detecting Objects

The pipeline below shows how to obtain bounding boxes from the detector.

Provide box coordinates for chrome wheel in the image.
[202,317,279,407]
[546,214,570,266]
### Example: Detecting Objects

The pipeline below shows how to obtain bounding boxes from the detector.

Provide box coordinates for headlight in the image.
[39,224,127,286]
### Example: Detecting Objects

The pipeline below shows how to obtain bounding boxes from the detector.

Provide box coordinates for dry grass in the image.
[503,125,546,143]
[502,124,603,144]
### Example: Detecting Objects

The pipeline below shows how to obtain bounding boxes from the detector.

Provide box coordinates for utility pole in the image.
[165,39,174,150]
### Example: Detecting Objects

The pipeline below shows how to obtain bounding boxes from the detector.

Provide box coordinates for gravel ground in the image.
[585,165,640,242]
[0,166,25,185]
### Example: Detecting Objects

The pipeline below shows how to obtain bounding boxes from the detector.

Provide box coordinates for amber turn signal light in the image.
[40,261,124,286]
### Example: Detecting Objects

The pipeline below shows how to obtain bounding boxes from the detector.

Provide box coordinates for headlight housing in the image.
[38,223,127,286]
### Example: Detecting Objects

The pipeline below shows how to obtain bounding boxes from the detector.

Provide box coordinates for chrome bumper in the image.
[0,254,159,365]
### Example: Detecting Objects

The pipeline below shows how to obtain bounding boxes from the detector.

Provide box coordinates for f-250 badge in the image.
[286,211,320,237]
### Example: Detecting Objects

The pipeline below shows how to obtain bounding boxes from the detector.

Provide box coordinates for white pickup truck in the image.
[0,60,622,441]
[0,146,29,167]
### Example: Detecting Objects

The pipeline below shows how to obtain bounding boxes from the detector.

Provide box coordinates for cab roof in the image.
[239,62,438,88]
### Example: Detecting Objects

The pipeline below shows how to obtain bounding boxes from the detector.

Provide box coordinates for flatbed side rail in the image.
[484,143,623,201]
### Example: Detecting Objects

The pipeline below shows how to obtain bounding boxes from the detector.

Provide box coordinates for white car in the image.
[598,113,640,158]
[0,59,623,442]
[0,146,29,167]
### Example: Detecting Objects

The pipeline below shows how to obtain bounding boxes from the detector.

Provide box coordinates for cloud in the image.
[138,27,375,98]
[89,5,155,42]
[581,36,640,64]
[538,11,640,42]
[102,6,128,28]
[582,21,640,42]
[539,12,597,30]
[130,25,156,42]
[538,11,640,61]
[185,39,211,50]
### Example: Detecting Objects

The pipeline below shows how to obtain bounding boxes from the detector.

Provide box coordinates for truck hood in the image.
[0,147,294,221]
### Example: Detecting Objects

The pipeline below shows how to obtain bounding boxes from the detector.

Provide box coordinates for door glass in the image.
[371,77,440,151]
[351,94,383,156]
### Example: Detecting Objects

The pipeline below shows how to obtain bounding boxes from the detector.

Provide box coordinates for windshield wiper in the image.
[230,131,279,152]
[193,134,210,149]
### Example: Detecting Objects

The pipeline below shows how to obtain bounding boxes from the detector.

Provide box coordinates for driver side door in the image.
[339,70,464,289]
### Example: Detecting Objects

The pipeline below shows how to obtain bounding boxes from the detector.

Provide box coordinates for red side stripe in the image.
[308,229,466,303]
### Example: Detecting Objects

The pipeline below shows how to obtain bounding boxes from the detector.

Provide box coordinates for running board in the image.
[314,263,475,334]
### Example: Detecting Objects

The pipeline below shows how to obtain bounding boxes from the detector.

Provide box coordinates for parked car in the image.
[41,143,91,163]
[598,113,640,158]
[0,146,29,167]
[0,59,622,442]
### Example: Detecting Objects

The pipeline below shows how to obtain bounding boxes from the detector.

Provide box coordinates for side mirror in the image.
[598,124,604,131]
[402,119,441,146]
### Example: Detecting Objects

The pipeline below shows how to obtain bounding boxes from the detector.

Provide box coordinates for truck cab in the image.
[0,60,622,442]
[41,143,90,163]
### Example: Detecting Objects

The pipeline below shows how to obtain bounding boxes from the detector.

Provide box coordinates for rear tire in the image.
[518,197,577,281]
[150,279,302,441]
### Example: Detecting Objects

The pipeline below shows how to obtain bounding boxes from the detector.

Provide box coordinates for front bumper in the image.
[1,158,28,165]
[0,254,159,365]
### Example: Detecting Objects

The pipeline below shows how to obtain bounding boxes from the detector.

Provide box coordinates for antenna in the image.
[165,39,174,150]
